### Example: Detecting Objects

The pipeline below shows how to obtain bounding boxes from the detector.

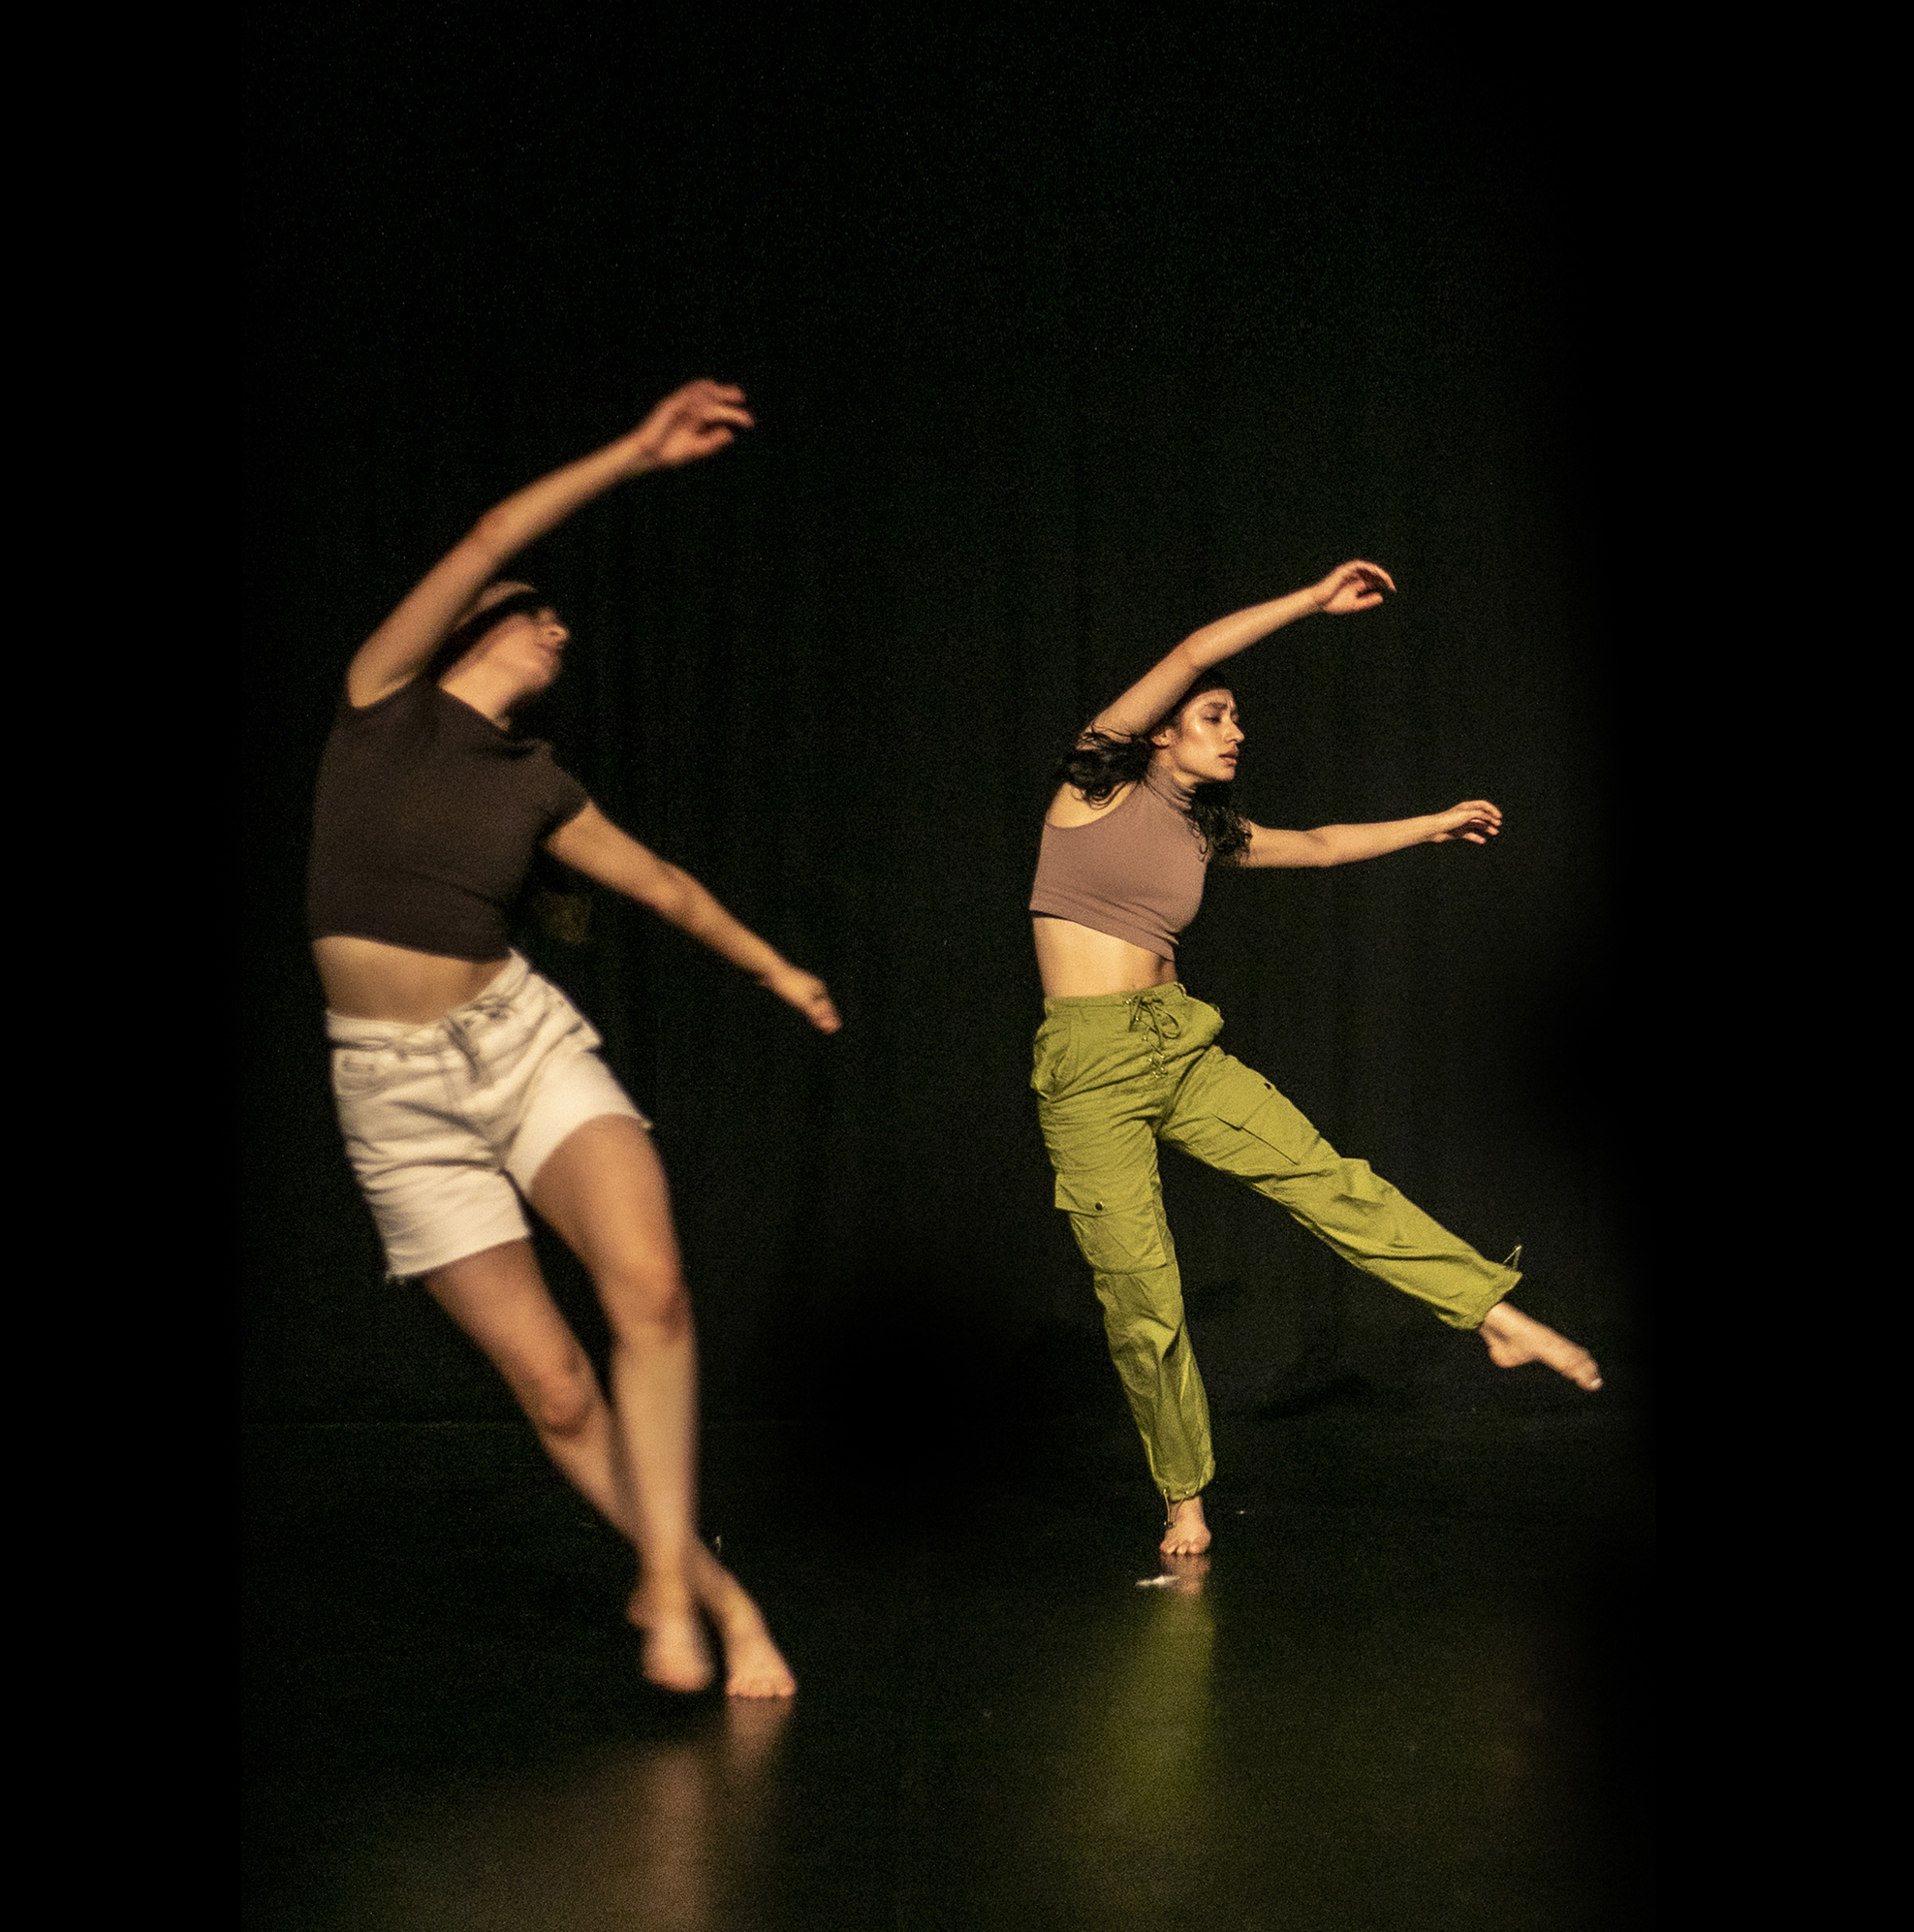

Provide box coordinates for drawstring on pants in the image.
[1127,991,1182,1075]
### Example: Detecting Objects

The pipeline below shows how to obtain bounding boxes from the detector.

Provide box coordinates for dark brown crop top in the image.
[307,678,591,963]
[1029,774,1208,961]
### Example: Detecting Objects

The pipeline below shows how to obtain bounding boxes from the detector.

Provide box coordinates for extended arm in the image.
[345,381,755,708]
[544,805,841,1033]
[1090,561,1396,739]
[1244,801,1502,868]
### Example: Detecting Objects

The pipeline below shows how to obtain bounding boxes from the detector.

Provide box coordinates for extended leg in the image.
[1162,1051,1600,1390]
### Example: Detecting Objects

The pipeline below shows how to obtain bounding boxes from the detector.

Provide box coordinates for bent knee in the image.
[519,1358,601,1439]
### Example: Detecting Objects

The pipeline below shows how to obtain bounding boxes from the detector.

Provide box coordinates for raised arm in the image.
[544,805,842,1034]
[1243,801,1502,868]
[344,381,756,709]
[1090,561,1396,740]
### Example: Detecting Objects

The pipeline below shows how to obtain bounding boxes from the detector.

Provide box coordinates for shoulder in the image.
[335,674,432,724]
[320,679,432,764]
[1045,781,1137,830]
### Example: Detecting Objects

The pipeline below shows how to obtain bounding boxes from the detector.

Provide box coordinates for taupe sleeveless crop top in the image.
[1029,774,1208,961]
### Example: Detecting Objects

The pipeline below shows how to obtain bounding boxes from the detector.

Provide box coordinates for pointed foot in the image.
[1480,1301,1603,1391]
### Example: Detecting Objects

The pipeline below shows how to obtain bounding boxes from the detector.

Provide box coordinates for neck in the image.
[438,664,519,729]
[1147,758,1199,805]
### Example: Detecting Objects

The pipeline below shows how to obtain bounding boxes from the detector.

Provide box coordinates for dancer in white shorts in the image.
[308,381,837,1696]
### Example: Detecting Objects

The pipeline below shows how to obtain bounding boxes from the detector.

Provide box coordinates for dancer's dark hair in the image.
[424,584,553,685]
[1055,675,1251,865]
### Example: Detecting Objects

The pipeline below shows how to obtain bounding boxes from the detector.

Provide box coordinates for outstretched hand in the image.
[1427,800,1502,845]
[1313,560,1396,614]
[764,963,843,1034]
[628,380,755,472]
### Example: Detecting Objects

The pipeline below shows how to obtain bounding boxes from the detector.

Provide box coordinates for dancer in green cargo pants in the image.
[1033,985,1516,1505]
[1028,562,1604,1558]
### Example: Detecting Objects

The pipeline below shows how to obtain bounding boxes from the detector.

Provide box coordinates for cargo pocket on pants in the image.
[1054,1169,1171,1273]
[1214,1079,1323,1167]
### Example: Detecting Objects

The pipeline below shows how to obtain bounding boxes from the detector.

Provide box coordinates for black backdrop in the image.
[244,5,1650,1448]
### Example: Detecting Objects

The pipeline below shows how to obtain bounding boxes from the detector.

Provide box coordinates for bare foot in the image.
[1479,1301,1603,1391]
[690,1545,798,1699]
[1160,1495,1212,1556]
[626,1586,717,1695]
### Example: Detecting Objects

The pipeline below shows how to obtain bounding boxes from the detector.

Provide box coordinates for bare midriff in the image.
[1032,916,1177,1000]
[314,934,512,1023]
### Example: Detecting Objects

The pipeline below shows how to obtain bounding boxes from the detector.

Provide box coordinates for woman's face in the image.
[467,605,569,697]
[1152,689,1244,785]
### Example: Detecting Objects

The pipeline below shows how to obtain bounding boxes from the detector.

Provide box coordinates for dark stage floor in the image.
[244,1392,1651,1931]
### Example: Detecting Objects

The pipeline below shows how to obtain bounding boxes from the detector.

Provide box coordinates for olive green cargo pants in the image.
[1033,984,1517,1501]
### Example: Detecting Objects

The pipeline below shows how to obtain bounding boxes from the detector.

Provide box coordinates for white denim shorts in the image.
[327,952,649,1279]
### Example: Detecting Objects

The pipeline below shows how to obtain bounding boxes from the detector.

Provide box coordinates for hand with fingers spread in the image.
[1312,559,1397,614]
[1426,800,1503,846]
[627,379,756,474]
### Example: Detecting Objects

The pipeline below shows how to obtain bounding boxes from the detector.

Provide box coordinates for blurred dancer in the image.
[309,382,836,1693]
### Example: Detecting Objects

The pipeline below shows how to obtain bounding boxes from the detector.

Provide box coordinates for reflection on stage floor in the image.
[245,1397,1649,1930]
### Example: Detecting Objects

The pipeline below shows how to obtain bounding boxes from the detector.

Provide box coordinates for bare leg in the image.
[425,1237,704,1691]
[1479,1300,1603,1391]
[524,1117,713,1690]
[425,1127,794,1695]
[531,1118,798,1694]
[1160,1494,1212,1556]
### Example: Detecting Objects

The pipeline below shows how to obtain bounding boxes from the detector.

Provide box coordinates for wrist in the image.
[613,433,660,480]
